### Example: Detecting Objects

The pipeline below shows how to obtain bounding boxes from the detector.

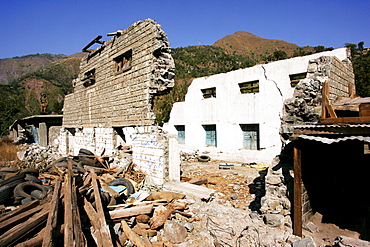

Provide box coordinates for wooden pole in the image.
[42,179,61,247]
[293,146,303,237]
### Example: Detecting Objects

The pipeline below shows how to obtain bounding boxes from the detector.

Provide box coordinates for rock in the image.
[230,193,238,200]
[266,175,282,185]
[233,185,241,191]
[303,221,319,233]
[287,234,301,244]
[163,220,188,244]
[293,237,316,247]
[182,222,194,232]
[263,214,285,227]
[333,236,370,247]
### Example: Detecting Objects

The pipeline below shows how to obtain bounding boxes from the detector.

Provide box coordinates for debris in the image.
[163,220,188,244]
[292,237,317,247]
[303,221,319,233]
[219,163,234,169]
[163,181,215,201]
[333,236,370,247]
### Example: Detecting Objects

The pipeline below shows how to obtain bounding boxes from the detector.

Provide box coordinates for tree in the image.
[273,50,287,61]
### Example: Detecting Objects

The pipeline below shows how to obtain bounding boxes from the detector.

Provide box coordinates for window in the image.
[82,68,95,87]
[289,72,307,87]
[114,49,132,74]
[175,125,185,144]
[239,80,259,94]
[203,125,217,146]
[201,87,216,99]
[240,124,259,150]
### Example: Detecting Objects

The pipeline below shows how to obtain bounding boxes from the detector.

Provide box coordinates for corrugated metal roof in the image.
[294,124,370,129]
[299,134,370,144]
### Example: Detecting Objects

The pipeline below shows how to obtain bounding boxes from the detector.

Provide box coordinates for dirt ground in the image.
[180,159,363,246]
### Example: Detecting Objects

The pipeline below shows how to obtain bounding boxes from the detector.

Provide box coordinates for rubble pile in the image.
[16,143,60,170]
[0,148,194,246]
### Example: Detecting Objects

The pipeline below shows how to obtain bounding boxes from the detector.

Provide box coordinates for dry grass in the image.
[0,137,21,164]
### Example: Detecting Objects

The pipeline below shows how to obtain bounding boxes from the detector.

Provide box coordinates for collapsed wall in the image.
[261,51,355,226]
[60,19,178,184]
[280,54,355,139]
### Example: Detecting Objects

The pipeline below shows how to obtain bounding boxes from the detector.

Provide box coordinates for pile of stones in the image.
[17,144,61,170]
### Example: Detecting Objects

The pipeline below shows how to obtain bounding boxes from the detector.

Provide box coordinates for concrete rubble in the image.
[1,142,370,246]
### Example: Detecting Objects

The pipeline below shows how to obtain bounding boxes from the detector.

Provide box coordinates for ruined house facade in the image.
[59,19,179,184]
[165,47,354,163]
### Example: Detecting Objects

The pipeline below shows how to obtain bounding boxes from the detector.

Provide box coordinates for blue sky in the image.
[0,0,369,59]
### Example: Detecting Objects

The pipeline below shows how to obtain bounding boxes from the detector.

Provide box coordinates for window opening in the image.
[82,68,96,87]
[240,124,259,150]
[201,87,216,99]
[289,72,307,87]
[175,125,185,144]
[239,80,259,94]
[203,125,217,146]
[114,49,132,74]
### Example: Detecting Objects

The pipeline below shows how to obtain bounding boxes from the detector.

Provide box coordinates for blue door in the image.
[204,125,217,146]
[241,124,259,150]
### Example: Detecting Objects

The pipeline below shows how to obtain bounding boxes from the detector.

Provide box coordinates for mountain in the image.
[212,31,314,59]
[0,53,86,85]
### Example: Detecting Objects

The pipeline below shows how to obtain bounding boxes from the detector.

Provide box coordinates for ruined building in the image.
[60,19,179,184]
[165,47,354,163]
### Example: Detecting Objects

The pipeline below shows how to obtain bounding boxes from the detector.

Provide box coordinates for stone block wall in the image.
[281,52,354,138]
[63,19,174,128]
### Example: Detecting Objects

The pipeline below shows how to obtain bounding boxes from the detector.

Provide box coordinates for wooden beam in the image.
[0,204,50,246]
[71,161,85,247]
[64,160,74,246]
[89,168,114,246]
[109,205,153,220]
[42,179,61,247]
[82,35,103,52]
[320,116,370,124]
[321,82,337,119]
[83,199,104,247]
[0,200,40,223]
[120,220,147,247]
[293,147,302,237]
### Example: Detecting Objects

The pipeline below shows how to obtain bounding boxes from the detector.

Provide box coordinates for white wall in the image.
[165,48,349,163]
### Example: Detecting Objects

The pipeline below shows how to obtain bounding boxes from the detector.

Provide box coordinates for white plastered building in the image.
[164,48,351,163]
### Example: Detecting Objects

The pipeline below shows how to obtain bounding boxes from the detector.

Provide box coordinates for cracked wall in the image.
[280,53,355,140]
[165,48,350,164]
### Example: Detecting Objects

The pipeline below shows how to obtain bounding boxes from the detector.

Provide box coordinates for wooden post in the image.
[64,161,74,246]
[42,179,61,247]
[293,146,303,237]
[89,168,114,246]
[321,82,337,119]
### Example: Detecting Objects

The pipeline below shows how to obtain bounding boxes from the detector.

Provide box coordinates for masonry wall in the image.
[63,19,174,128]
[165,48,350,163]
[59,19,178,185]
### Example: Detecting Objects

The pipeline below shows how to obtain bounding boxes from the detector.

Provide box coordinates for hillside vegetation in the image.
[0,32,368,135]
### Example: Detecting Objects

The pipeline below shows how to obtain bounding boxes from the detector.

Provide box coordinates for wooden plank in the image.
[83,199,104,247]
[293,147,302,237]
[64,161,74,247]
[0,200,40,223]
[0,204,50,246]
[320,116,370,124]
[42,179,61,247]
[71,161,85,247]
[120,220,147,247]
[109,205,153,220]
[89,168,114,246]
[0,204,43,233]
